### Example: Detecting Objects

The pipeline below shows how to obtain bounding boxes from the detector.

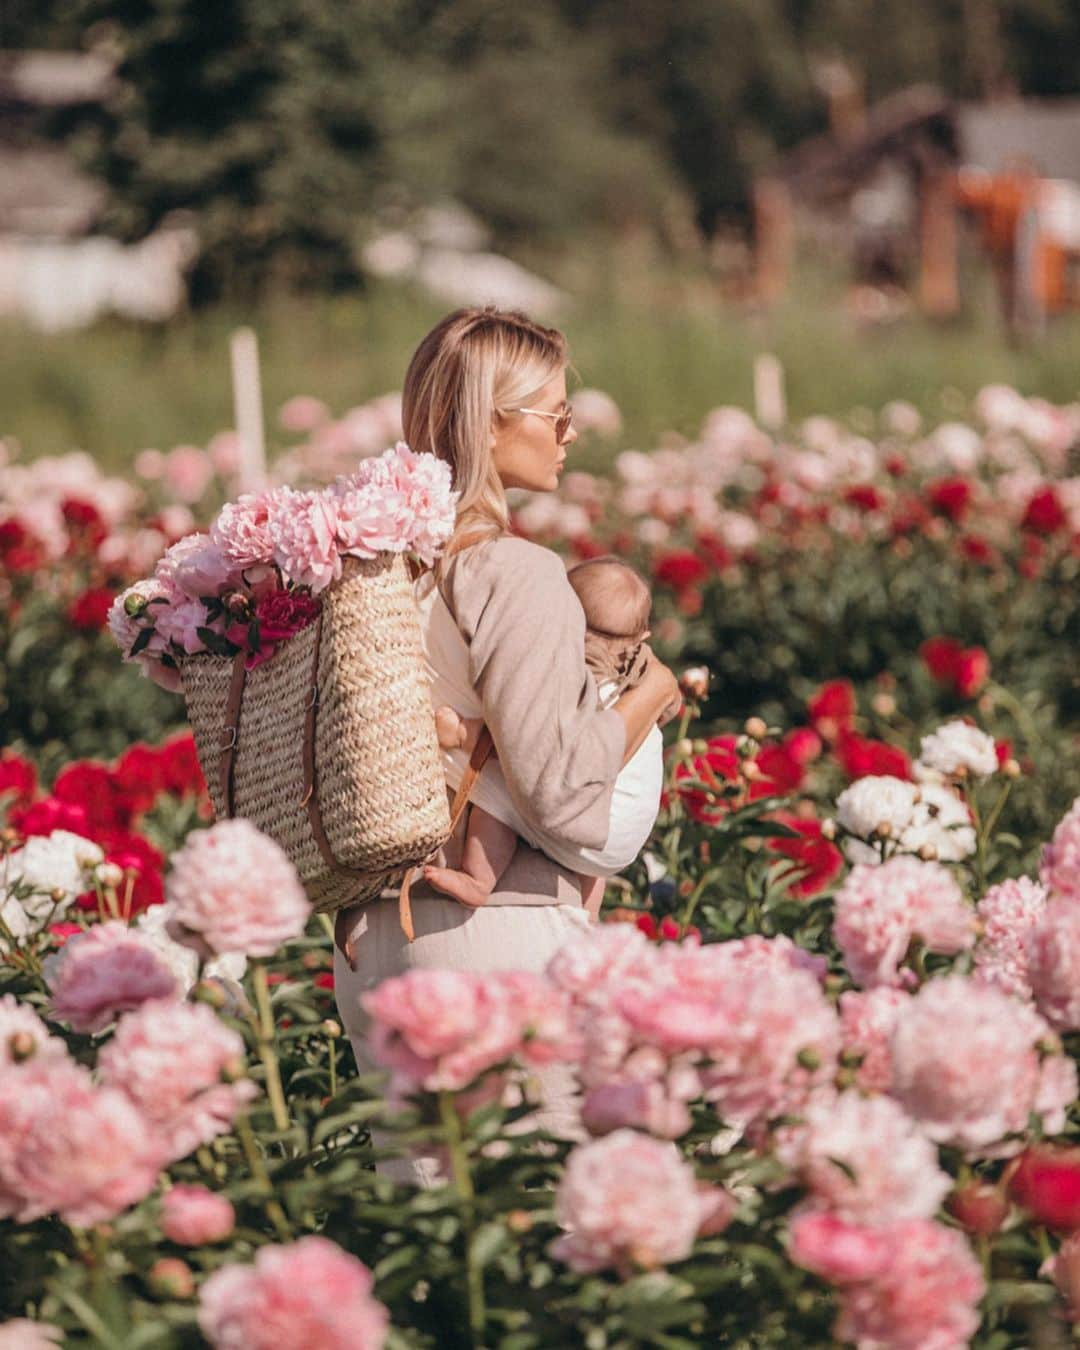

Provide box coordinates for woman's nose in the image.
[563,423,579,448]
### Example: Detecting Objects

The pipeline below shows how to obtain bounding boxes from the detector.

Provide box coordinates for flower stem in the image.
[439,1091,485,1347]
[251,961,290,1133]
[235,1111,292,1242]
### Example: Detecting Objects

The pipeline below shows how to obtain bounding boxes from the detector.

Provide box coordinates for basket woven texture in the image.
[181,553,451,913]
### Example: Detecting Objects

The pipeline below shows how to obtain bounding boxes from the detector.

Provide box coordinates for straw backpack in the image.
[179,553,491,944]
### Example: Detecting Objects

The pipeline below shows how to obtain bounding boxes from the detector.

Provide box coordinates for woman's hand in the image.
[614,648,681,765]
[641,647,683,728]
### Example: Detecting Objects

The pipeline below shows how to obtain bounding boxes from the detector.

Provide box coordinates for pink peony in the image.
[777,1091,950,1223]
[332,473,415,560]
[210,492,279,570]
[154,594,213,655]
[837,986,910,1094]
[973,876,1048,1000]
[386,443,456,565]
[0,995,68,1070]
[362,969,523,1096]
[490,970,583,1068]
[164,445,214,504]
[160,1185,236,1245]
[788,1211,891,1284]
[197,1236,388,1350]
[549,1130,703,1274]
[108,577,173,660]
[1041,797,1080,904]
[889,975,1076,1155]
[165,819,311,959]
[1030,898,1080,1031]
[278,395,330,434]
[99,1000,256,1162]
[834,1220,985,1350]
[0,1057,163,1225]
[157,533,234,599]
[268,488,341,593]
[0,1321,63,1348]
[44,922,179,1034]
[833,857,975,988]
[581,1072,698,1140]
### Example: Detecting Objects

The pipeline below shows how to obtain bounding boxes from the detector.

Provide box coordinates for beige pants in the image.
[332,841,593,1187]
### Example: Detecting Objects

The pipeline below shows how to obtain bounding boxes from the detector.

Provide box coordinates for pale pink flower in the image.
[154,595,213,654]
[208,431,242,476]
[491,970,583,1067]
[838,987,909,1093]
[362,969,522,1095]
[973,876,1048,1000]
[788,1211,891,1284]
[1030,898,1080,1031]
[108,577,173,660]
[0,1320,63,1348]
[210,492,280,569]
[571,388,623,438]
[546,922,655,997]
[395,445,456,565]
[165,819,311,959]
[99,1000,256,1161]
[156,533,235,599]
[0,1058,163,1225]
[778,1091,949,1223]
[279,395,331,434]
[332,474,414,559]
[164,445,214,504]
[45,922,179,1034]
[197,1236,388,1350]
[833,857,975,988]
[268,488,341,593]
[835,1220,985,1350]
[890,975,1076,1155]
[550,1130,702,1274]
[0,995,68,1070]
[160,1185,236,1245]
[581,1077,695,1140]
[1041,797,1080,904]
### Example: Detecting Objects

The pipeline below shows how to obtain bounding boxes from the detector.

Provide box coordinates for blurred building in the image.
[0,50,196,331]
[754,85,1080,330]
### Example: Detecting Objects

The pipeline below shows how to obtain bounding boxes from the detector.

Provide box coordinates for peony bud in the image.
[1002,758,1022,778]
[49,887,67,904]
[321,1019,341,1039]
[918,843,938,862]
[741,760,762,781]
[194,980,227,1010]
[946,1182,1009,1236]
[679,666,710,700]
[675,738,694,759]
[874,821,893,840]
[124,592,150,618]
[8,1031,36,1063]
[220,1057,247,1085]
[506,1209,533,1235]
[796,1047,821,1071]
[223,591,251,618]
[744,716,767,741]
[871,693,896,718]
[95,862,124,888]
[148,1257,195,1300]
[691,739,708,753]
[1010,1146,1080,1230]
[820,818,838,841]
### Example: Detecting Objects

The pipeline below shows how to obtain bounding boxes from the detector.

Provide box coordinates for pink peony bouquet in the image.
[108,443,457,690]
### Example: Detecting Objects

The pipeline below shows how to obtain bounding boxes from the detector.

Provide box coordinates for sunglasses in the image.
[514,402,574,444]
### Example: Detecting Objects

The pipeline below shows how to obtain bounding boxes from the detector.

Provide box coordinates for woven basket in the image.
[180,553,451,914]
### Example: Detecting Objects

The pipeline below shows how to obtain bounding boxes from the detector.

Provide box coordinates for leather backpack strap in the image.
[394,725,494,948]
[220,652,249,816]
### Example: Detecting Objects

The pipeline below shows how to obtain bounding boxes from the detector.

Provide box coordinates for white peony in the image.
[4,832,104,920]
[917,720,998,780]
[836,777,918,842]
[901,783,976,862]
[134,903,247,994]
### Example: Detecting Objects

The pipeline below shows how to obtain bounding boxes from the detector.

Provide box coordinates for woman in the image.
[333,307,680,1185]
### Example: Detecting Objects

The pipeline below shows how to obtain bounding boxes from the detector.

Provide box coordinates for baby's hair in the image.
[566,556,651,639]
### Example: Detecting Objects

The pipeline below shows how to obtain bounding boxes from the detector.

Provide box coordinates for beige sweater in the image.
[432,535,627,861]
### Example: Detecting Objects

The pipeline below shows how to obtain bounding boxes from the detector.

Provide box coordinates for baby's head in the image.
[566,556,651,690]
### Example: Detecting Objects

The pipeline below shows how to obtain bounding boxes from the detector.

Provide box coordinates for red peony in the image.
[670,735,740,824]
[836,730,913,781]
[158,734,207,799]
[694,532,734,570]
[0,751,36,806]
[920,636,963,683]
[1022,486,1067,535]
[959,534,999,567]
[919,636,990,699]
[953,647,990,698]
[844,485,886,513]
[52,762,131,833]
[807,680,856,739]
[10,796,90,838]
[766,814,844,898]
[652,550,708,592]
[1009,1146,1080,1230]
[61,498,107,550]
[113,744,167,816]
[927,477,973,522]
[68,587,115,632]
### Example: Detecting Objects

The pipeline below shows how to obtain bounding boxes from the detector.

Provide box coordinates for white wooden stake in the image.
[230,327,267,492]
[754,353,786,430]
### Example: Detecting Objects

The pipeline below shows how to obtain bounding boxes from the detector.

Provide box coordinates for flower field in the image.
[1,383,1079,1347]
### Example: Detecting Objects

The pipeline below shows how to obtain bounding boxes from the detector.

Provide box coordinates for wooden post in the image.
[753,178,794,306]
[919,170,960,319]
[230,327,267,492]
[754,353,786,430]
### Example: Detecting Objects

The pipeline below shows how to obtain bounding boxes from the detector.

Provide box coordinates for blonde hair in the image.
[401,307,568,562]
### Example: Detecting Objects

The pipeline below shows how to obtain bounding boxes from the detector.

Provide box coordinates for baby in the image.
[424,556,660,915]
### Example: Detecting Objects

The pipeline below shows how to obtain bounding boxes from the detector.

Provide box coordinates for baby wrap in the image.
[416,558,663,876]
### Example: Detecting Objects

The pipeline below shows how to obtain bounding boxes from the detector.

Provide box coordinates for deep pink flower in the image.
[788,1211,891,1284]
[44,922,179,1034]
[197,1236,388,1350]
[160,1185,236,1245]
